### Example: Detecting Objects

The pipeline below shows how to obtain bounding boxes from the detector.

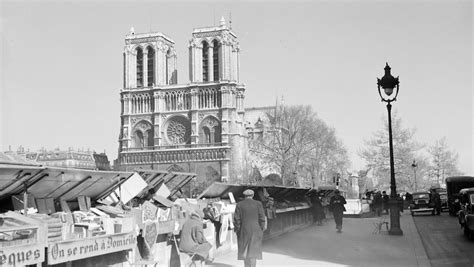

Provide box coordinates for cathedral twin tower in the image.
[118,18,247,183]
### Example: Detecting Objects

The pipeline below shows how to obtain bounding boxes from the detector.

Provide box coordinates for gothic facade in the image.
[116,18,249,184]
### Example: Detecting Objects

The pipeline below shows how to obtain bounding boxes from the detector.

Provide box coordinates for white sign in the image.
[48,232,136,264]
[0,243,44,267]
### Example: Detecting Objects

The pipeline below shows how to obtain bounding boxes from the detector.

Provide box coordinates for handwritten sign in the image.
[0,243,44,267]
[48,232,136,264]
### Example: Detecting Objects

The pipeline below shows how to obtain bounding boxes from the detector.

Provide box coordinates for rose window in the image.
[166,117,191,144]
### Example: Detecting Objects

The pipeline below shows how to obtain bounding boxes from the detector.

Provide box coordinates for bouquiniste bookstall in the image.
[0,157,196,267]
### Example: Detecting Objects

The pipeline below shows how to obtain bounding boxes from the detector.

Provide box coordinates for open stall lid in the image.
[0,165,137,203]
[198,182,311,202]
[134,169,197,199]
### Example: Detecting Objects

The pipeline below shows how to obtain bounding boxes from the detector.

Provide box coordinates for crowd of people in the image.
[363,190,404,216]
[306,189,347,233]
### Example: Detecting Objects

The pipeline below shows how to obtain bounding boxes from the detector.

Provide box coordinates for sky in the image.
[1,0,472,174]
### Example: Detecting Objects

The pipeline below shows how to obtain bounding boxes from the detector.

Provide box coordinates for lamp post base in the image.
[389,198,403,236]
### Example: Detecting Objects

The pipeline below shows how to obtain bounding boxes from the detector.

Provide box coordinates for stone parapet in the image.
[119,146,230,165]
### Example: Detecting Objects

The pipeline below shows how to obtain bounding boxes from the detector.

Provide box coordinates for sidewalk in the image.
[209,211,430,267]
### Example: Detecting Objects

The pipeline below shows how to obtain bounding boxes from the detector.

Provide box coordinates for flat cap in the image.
[243,189,254,196]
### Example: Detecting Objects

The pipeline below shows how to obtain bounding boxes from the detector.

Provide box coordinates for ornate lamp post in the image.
[411,160,418,191]
[377,63,403,235]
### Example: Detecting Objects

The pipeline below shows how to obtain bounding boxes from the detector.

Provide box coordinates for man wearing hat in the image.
[234,189,266,267]
[330,189,347,233]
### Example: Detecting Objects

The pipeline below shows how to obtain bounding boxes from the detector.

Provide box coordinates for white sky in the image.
[1,0,472,174]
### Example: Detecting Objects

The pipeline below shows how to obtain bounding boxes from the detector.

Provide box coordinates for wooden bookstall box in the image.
[0,211,47,267]
[47,231,136,265]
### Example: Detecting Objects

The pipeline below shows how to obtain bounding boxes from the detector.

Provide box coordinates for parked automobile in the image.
[409,191,435,216]
[457,187,474,240]
[446,176,474,216]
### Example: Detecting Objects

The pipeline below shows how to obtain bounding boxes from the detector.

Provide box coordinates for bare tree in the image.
[359,112,424,192]
[250,104,349,186]
[427,137,462,185]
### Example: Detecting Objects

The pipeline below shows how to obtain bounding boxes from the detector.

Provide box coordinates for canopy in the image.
[198,182,311,202]
[0,164,134,202]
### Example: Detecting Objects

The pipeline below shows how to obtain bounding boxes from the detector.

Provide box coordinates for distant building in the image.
[6,146,111,170]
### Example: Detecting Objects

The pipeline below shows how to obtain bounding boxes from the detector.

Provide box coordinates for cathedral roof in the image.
[125,31,174,44]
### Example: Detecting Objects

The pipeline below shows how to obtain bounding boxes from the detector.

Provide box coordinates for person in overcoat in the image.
[179,209,214,261]
[233,189,266,267]
[430,189,442,215]
[330,189,347,233]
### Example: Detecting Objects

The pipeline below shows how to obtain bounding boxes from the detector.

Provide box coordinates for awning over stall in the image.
[0,165,135,202]
[315,185,345,198]
[198,182,311,202]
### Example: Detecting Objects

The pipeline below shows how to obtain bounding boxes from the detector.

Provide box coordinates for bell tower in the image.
[189,17,240,83]
[123,27,177,89]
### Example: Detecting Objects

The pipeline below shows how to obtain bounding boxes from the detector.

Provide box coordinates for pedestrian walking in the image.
[430,189,442,215]
[234,189,266,267]
[373,191,383,216]
[382,191,389,214]
[330,189,347,233]
[308,190,324,225]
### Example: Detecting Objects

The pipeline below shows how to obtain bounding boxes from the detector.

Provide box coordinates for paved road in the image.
[413,212,474,266]
[211,213,428,267]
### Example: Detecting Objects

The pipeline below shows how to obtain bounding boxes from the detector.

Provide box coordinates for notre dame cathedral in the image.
[116,18,277,187]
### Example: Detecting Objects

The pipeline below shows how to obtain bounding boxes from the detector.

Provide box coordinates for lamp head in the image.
[377,63,400,102]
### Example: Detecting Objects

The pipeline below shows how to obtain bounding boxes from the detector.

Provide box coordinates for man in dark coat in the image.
[308,191,324,225]
[330,189,347,233]
[430,189,442,215]
[382,191,389,214]
[179,209,214,262]
[234,189,266,267]
[373,191,383,216]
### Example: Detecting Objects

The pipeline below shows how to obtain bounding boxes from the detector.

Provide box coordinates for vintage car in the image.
[446,176,474,216]
[457,187,474,240]
[409,191,435,216]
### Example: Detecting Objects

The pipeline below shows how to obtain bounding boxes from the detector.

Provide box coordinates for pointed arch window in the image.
[166,49,172,85]
[203,127,211,143]
[134,130,144,148]
[123,52,126,88]
[213,40,219,81]
[147,46,155,87]
[136,47,143,87]
[202,41,209,82]
[146,129,154,147]
[213,126,221,143]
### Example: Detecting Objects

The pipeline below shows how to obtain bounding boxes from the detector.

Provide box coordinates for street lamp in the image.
[411,159,418,191]
[377,63,403,236]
